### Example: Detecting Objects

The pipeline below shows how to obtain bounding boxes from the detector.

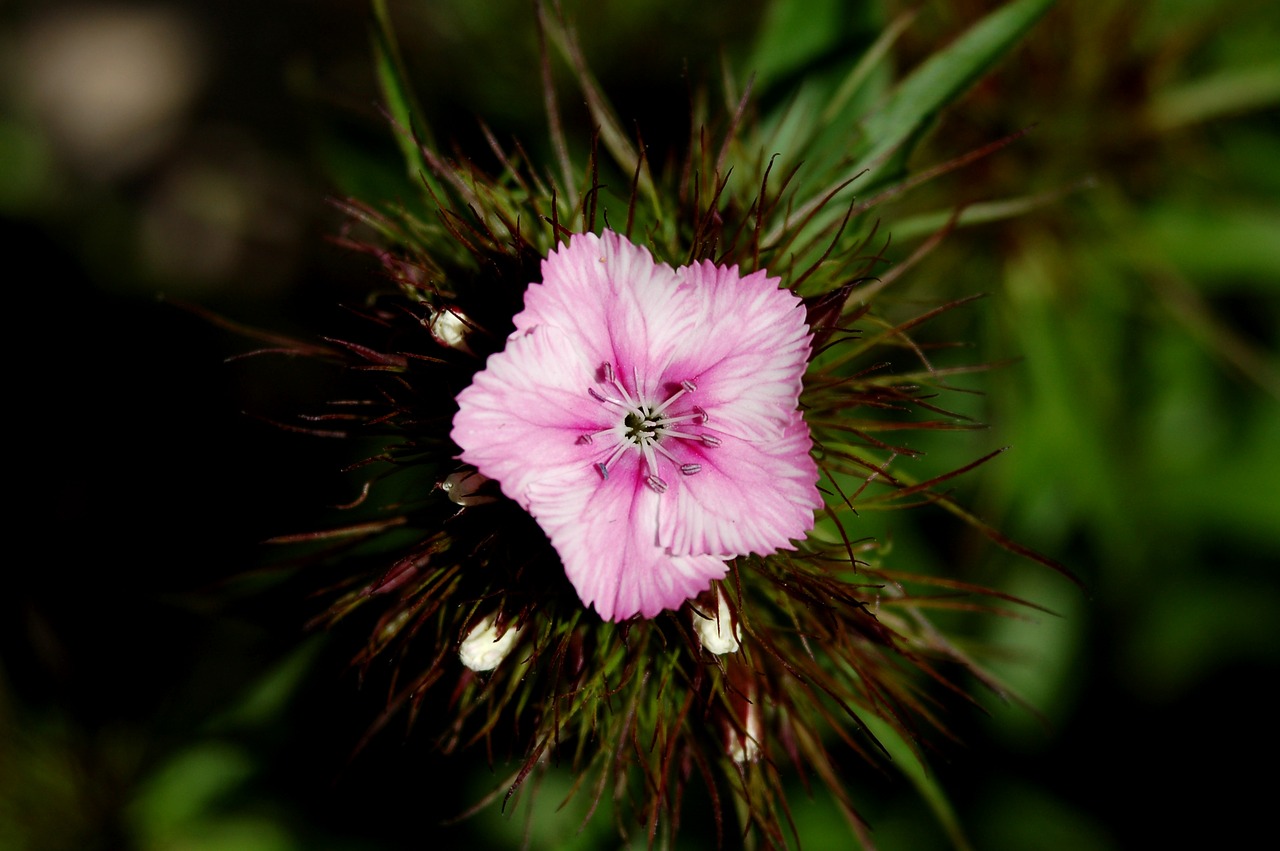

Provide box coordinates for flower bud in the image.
[427,306,475,354]
[726,683,762,764]
[459,613,523,672]
[694,590,741,655]
[440,469,496,507]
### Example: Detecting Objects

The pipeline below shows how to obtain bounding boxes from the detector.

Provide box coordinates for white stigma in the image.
[583,363,720,492]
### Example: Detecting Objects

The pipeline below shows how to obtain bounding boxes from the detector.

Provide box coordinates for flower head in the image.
[451,230,822,620]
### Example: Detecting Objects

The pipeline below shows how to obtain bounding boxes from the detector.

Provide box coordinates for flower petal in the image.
[528,454,728,621]
[666,261,812,442]
[451,325,605,510]
[514,231,698,395]
[658,412,821,557]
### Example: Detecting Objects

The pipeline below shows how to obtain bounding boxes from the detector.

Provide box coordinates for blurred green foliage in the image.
[3,0,1277,849]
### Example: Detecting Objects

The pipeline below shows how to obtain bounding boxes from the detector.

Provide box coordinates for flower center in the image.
[623,408,661,444]
[582,362,720,493]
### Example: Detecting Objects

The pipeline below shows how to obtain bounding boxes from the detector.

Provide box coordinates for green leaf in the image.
[1141,202,1280,289]
[753,6,913,174]
[820,6,920,129]
[369,0,435,192]
[773,0,1057,251]
[853,0,1056,189]
[1149,64,1280,131]
[129,744,256,837]
[538,4,661,218]
[748,0,855,89]
[888,179,1095,243]
[859,713,974,851]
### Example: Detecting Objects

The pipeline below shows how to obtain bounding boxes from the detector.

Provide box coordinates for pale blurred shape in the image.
[139,160,248,291]
[136,126,308,298]
[18,6,205,180]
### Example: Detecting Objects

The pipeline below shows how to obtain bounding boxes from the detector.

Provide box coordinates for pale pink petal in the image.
[514,231,699,394]
[528,454,728,621]
[659,412,822,557]
[451,325,606,510]
[665,261,812,442]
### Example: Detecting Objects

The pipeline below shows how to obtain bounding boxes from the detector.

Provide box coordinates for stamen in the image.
[656,429,704,440]
[587,363,719,493]
[600,442,629,472]
[588,386,628,408]
[656,412,704,427]
[639,441,659,479]
[651,380,694,416]
[646,474,669,494]
[599,362,637,406]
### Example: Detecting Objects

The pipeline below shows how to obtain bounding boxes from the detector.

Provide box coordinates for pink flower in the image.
[451,230,822,621]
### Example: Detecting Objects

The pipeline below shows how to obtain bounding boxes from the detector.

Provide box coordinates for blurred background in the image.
[3,0,1277,849]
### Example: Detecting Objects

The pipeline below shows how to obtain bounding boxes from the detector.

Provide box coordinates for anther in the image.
[576,434,594,445]
[681,379,697,392]
[588,387,609,403]
[692,405,708,424]
[680,464,702,476]
[595,462,609,480]
[646,474,669,494]
[700,434,722,447]
[603,362,615,383]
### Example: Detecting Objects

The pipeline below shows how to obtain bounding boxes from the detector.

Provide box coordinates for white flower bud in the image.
[695,590,740,655]
[459,613,523,672]
[727,691,762,764]
[428,307,475,354]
